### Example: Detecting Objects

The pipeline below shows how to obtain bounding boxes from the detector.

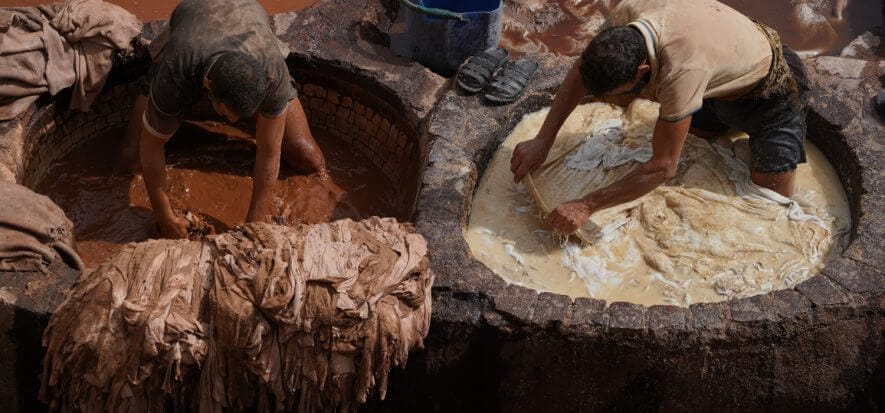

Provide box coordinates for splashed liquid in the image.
[501,0,882,57]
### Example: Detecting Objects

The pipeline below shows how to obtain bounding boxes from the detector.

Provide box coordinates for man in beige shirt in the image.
[510,0,810,235]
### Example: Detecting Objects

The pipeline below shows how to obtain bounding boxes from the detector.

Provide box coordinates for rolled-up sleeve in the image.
[145,63,186,139]
[656,68,709,122]
[258,60,297,118]
[144,98,180,140]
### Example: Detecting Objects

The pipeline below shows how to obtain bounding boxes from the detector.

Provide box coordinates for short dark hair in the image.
[207,52,267,118]
[579,26,647,96]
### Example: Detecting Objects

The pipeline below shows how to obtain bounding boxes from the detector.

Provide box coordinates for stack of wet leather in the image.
[40,218,433,412]
[0,181,83,273]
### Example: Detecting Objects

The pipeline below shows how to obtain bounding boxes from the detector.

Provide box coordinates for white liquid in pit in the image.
[465,101,851,306]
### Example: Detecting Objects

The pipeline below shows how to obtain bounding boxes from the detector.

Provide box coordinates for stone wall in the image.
[410,48,885,410]
[19,83,139,188]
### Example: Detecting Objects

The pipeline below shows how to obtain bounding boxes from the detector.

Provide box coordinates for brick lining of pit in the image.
[0,0,881,411]
[15,68,425,219]
[290,58,425,216]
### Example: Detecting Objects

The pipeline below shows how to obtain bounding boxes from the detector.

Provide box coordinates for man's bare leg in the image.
[119,94,149,172]
[689,127,724,140]
[281,97,326,174]
[751,169,796,198]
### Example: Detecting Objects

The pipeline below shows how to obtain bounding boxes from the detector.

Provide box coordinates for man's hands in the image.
[545,117,692,236]
[547,199,594,235]
[140,113,188,239]
[510,58,588,184]
[510,137,553,183]
[511,134,596,236]
[157,210,187,239]
[247,109,286,223]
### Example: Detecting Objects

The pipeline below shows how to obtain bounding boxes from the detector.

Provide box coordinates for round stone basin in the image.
[408,53,883,410]
[0,10,436,405]
[465,101,852,306]
[16,57,424,269]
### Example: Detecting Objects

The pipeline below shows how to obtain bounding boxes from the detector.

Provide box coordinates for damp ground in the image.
[0,0,318,21]
[501,0,882,57]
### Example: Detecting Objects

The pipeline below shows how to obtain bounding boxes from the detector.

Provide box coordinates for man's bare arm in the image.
[547,116,692,234]
[140,124,186,238]
[247,111,286,223]
[511,57,588,182]
[585,116,690,209]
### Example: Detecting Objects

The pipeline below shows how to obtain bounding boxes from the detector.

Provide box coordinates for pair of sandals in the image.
[456,48,538,104]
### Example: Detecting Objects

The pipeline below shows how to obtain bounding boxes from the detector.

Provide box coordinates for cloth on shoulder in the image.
[0,181,83,273]
[0,0,142,121]
[41,218,433,412]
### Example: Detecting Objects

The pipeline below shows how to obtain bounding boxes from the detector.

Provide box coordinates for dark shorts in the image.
[691,46,810,174]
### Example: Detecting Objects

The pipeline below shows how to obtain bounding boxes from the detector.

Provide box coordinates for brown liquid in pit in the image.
[36,122,406,268]
[0,0,318,21]
[501,0,882,57]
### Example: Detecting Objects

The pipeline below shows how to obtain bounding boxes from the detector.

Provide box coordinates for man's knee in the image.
[751,169,796,198]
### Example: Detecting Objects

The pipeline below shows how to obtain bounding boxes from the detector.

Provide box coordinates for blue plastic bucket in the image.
[391,0,503,76]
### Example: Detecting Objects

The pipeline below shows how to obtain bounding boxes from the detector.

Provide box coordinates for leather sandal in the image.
[483,57,539,105]
[456,47,510,94]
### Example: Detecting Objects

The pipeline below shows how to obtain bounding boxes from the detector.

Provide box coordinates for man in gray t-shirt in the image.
[123,0,326,238]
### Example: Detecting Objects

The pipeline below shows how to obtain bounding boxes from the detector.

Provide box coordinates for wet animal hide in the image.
[40,218,433,412]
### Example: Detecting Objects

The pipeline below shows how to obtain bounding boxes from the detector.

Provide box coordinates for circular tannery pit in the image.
[29,50,423,270]
[0,0,882,411]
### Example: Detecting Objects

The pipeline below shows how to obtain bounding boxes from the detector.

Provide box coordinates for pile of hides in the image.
[40,218,433,412]
[523,101,839,302]
[0,0,142,120]
[0,180,82,272]
[524,102,832,246]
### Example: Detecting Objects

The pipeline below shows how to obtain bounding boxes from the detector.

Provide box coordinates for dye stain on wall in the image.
[36,122,405,268]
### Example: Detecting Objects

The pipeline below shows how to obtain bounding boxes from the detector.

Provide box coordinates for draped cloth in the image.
[0,0,142,120]
[0,180,82,273]
[41,218,433,412]
[523,102,837,302]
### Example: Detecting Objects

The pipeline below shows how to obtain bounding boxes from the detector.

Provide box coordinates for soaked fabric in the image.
[0,0,141,120]
[465,102,851,306]
[0,181,82,272]
[41,219,432,412]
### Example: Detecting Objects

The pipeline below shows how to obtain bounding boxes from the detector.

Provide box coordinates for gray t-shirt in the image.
[145,0,295,138]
